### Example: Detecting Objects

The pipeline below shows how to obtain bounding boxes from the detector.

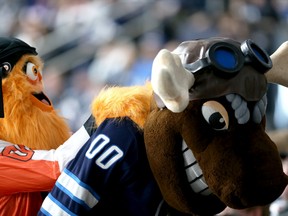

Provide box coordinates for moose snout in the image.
[202,128,288,209]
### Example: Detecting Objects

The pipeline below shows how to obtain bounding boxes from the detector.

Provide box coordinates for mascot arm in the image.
[39,117,162,216]
[0,142,60,195]
[0,117,93,195]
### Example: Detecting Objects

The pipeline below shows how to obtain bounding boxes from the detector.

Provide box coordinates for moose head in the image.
[144,38,288,215]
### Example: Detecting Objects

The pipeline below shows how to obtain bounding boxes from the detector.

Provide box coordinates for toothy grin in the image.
[182,140,211,195]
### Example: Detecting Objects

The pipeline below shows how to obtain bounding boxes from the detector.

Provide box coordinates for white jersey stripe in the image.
[41,194,76,216]
[57,169,99,209]
[32,126,90,171]
[0,140,14,151]
[55,182,91,211]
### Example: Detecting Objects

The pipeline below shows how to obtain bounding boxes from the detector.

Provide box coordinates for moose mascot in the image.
[0,37,288,216]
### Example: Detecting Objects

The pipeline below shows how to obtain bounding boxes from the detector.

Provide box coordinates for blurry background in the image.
[1,0,288,131]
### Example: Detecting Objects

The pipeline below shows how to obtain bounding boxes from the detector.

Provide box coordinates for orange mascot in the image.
[0,37,70,216]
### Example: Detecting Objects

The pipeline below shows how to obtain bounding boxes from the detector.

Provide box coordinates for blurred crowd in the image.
[1,0,288,215]
[1,0,287,131]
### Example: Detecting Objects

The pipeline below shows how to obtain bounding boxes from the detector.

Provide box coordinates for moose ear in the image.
[266,41,288,87]
[151,49,195,113]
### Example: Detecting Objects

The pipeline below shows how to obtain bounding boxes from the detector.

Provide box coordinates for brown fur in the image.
[144,96,288,215]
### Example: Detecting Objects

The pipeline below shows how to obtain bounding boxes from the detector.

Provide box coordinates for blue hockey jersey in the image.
[39,117,164,216]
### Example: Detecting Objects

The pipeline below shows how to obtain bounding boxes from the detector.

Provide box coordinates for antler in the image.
[266,41,288,87]
[151,49,195,113]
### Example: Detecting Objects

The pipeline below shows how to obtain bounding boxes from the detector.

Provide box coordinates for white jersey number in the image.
[86,134,123,169]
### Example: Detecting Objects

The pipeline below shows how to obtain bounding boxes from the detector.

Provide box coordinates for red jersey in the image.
[0,124,91,216]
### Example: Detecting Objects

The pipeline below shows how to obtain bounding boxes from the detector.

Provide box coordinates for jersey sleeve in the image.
[39,117,162,216]
[0,142,60,195]
[0,121,92,195]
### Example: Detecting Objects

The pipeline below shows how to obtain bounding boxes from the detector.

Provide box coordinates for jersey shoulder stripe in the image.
[56,169,99,208]
[40,193,76,216]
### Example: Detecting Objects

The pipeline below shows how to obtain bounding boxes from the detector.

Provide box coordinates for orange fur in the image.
[91,83,152,129]
[0,54,70,150]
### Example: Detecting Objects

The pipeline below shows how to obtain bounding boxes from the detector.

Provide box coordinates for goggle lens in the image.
[251,43,272,66]
[241,39,272,72]
[251,43,266,62]
[214,47,238,70]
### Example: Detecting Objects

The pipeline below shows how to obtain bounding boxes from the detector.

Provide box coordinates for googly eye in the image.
[26,62,40,81]
[201,101,229,131]
[2,62,11,73]
[1,62,12,77]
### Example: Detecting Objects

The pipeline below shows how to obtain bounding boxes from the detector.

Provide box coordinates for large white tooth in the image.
[183,148,196,167]
[182,140,211,195]
[186,163,202,180]
[200,186,212,195]
[189,176,211,194]
[182,141,188,151]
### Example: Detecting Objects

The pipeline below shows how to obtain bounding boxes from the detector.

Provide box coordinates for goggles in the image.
[184,39,272,77]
